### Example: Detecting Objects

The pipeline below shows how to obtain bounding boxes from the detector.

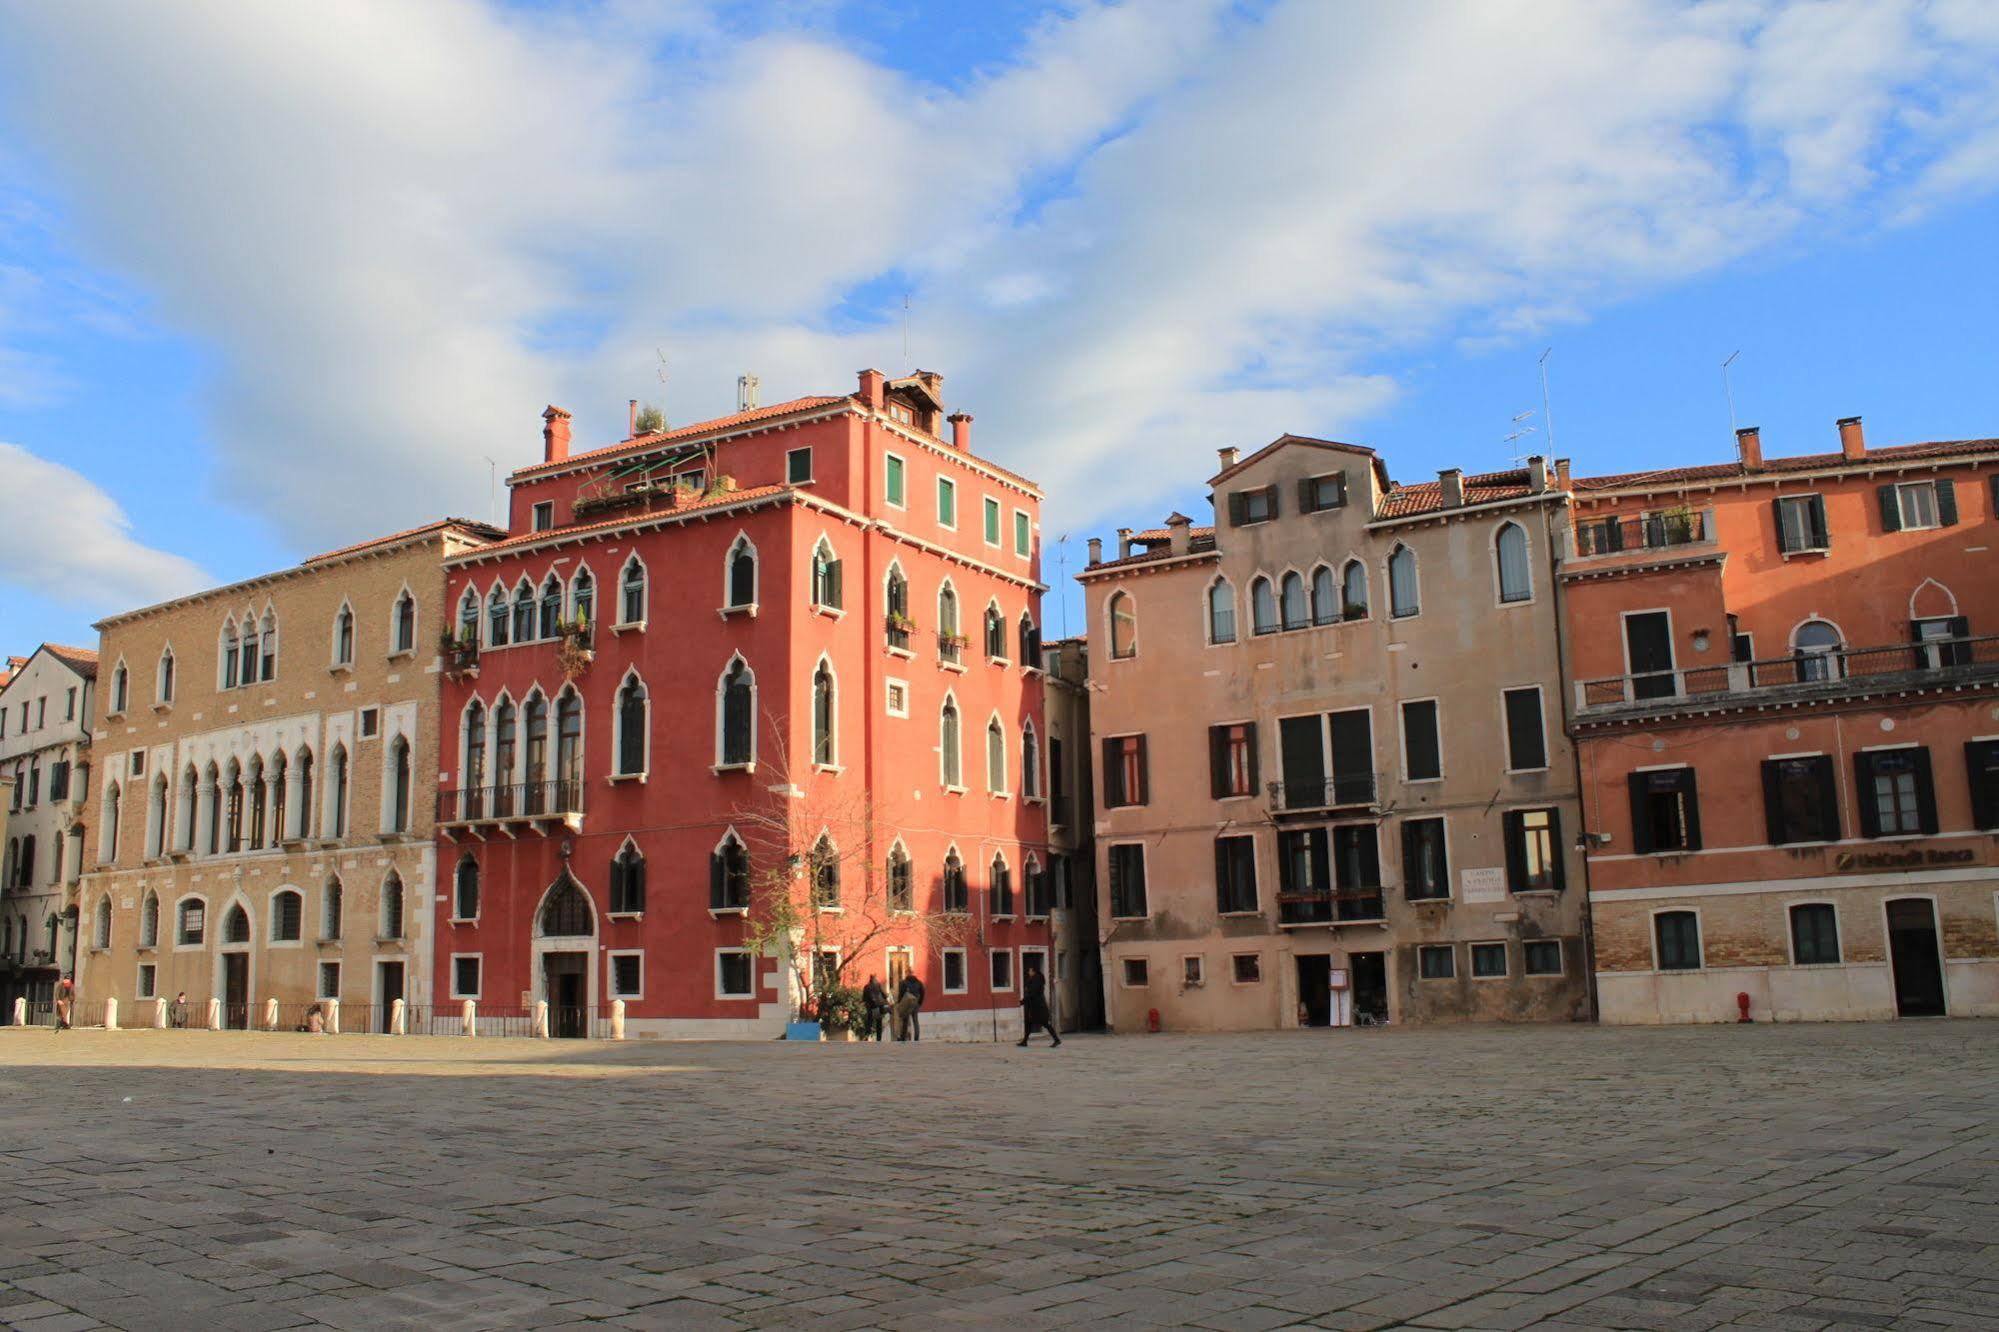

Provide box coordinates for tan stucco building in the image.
[74,519,498,1030]
[1,643,97,1018]
[1079,437,1591,1030]
[1039,636,1101,1030]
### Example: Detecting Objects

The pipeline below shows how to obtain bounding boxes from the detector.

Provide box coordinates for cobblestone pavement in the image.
[1,1023,1996,1331]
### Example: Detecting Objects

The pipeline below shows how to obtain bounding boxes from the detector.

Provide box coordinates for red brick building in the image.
[1562,418,1999,1022]
[434,371,1055,1038]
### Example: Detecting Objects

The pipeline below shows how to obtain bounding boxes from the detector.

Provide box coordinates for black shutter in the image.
[1400,821,1418,896]
[1853,752,1880,838]
[1107,846,1123,915]
[1878,484,1903,532]
[1134,735,1150,806]
[1227,492,1246,526]
[1912,747,1938,835]
[1991,473,1999,513]
[709,850,724,909]
[1967,740,1999,830]
[1936,479,1958,527]
[1814,757,1841,841]
[1310,830,1331,895]
[1332,472,1347,508]
[1679,770,1702,851]
[1208,726,1227,800]
[1264,485,1280,518]
[1761,760,1787,845]
[1502,810,1526,892]
[631,856,647,912]
[827,559,843,609]
[1809,495,1829,548]
[1628,774,1653,855]
[1101,738,1122,808]
[1213,838,1229,914]
[1546,808,1565,892]
[1773,498,1794,552]
[1297,478,1316,513]
[1245,723,1260,794]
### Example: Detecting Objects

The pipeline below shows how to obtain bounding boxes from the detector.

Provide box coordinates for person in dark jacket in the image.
[1017,962,1061,1047]
[861,974,889,1042]
[894,972,926,1041]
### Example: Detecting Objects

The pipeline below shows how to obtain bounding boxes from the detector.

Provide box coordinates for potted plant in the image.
[816,984,865,1042]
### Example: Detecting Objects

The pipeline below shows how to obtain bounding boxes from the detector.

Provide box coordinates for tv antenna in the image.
[1721,350,1741,433]
[655,347,671,430]
[1538,347,1557,453]
[901,293,911,364]
[481,456,497,525]
[1054,534,1072,637]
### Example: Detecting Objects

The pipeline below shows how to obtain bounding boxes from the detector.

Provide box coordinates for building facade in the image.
[74,520,498,1030]
[1564,418,1999,1022]
[0,644,97,1017]
[1039,636,1101,1030]
[1079,437,1591,1031]
[434,371,1055,1039]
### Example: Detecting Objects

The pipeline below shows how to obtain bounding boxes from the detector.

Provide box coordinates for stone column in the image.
[105,997,119,1030]
[460,999,476,1036]
[532,1000,549,1038]
[264,998,280,1031]
[390,997,406,1035]
[610,999,626,1040]
[205,997,221,1030]
[325,998,341,1035]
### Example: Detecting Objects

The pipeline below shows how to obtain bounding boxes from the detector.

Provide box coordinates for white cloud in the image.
[0,443,211,610]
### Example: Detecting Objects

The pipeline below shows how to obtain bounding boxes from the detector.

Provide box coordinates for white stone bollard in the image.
[390,997,406,1035]
[10,997,24,1026]
[152,997,167,1029]
[325,998,341,1035]
[206,998,222,1031]
[105,997,119,1030]
[264,998,280,1031]
[532,999,549,1038]
[610,998,626,1041]
[461,999,476,1036]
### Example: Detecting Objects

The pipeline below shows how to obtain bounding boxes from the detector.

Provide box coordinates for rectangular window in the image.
[1789,904,1840,966]
[1299,472,1346,513]
[1102,734,1148,808]
[1228,485,1278,525]
[1881,480,1945,531]
[786,447,813,484]
[65,687,76,720]
[1418,945,1455,980]
[610,952,643,998]
[1629,767,1701,853]
[936,477,956,528]
[885,679,909,718]
[717,950,754,998]
[1762,756,1839,844]
[1913,616,1972,670]
[1332,825,1383,919]
[884,454,906,506]
[942,948,968,994]
[179,904,205,946]
[1182,955,1204,986]
[982,496,1001,544]
[359,708,380,739]
[1120,956,1150,987]
[1014,510,1031,557]
[1774,494,1829,552]
[1400,818,1449,900]
[1214,835,1258,914]
[1108,843,1148,919]
[137,964,156,998]
[1654,911,1701,970]
[1855,748,1936,838]
[1209,722,1258,799]
[1231,953,1262,984]
[1401,700,1440,782]
[1969,739,1999,831]
[1470,942,1508,978]
[318,961,341,1000]
[452,955,481,999]
[1523,940,1563,975]
[989,949,1013,992]
[130,750,145,777]
[531,501,554,532]
[1504,808,1564,893]
[1503,688,1547,772]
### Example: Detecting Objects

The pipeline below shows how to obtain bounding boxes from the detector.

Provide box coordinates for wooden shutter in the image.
[1227,492,1247,526]
[1545,808,1565,892]
[1772,498,1794,552]
[1813,757,1841,841]
[1208,726,1228,800]
[1399,822,1419,896]
[1213,838,1230,914]
[1627,773,1653,855]
[827,559,843,609]
[1332,472,1347,507]
[1968,740,1999,831]
[1852,752,1880,838]
[1134,735,1150,806]
[1245,723,1260,795]
[1808,495,1829,548]
[1761,759,1787,845]
[709,850,724,909]
[1912,747,1938,835]
[1937,479,1958,527]
[1878,485,1903,532]
[1679,770,1702,851]
[1309,830,1331,895]
[1297,478,1317,513]
[1101,737,1122,808]
[1502,810,1526,892]
[1264,484,1280,518]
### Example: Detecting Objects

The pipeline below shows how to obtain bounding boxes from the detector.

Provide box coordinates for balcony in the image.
[438,779,584,833]
[440,632,480,676]
[1570,507,1715,560]
[1277,887,1387,927]
[1574,632,1999,720]
[1266,773,1378,816]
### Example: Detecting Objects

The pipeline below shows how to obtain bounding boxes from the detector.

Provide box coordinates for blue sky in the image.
[2,0,1998,649]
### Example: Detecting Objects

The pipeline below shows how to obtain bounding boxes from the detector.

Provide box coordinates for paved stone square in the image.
[1,1022,1995,1331]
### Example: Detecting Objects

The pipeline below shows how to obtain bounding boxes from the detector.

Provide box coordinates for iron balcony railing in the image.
[1267,772,1379,813]
[1571,508,1715,559]
[1277,887,1387,927]
[1577,632,1999,714]
[438,778,584,824]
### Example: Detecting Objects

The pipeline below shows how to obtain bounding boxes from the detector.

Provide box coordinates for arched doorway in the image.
[219,903,253,1029]
[535,874,595,1038]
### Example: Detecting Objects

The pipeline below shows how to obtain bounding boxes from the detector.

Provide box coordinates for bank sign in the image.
[1832,847,1978,873]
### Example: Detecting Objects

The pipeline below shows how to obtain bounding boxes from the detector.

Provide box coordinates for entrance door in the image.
[222,953,250,1030]
[1349,951,1388,1025]
[887,949,912,991]
[543,952,588,1038]
[1296,955,1332,1027]
[1625,612,1676,701]
[1886,899,1946,1017]
[377,961,405,1033]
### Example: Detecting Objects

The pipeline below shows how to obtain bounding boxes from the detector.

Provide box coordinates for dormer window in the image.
[1300,473,1347,513]
[888,402,915,426]
[1228,486,1278,526]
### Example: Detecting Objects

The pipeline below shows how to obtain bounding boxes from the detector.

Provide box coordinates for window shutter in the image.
[1107,845,1124,913]
[1298,478,1316,513]
[1227,492,1246,526]
[1679,770,1702,851]
[1400,821,1418,895]
[1310,831,1331,894]
[1912,747,1938,835]
[1991,473,1999,513]
[631,856,647,910]
[1245,723,1260,794]
[1814,758,1841,841]
[1809,495,1829,548]
[1546,808,1565,892]
[1208,726,1227,800]
[1772,498,1794,552]
[1852,753,1880,838]
[709,850,724,909]
[1878,485,1903,532]
[1967,741,1999,830]
[1134,735,1150,805]
[827,559,843,609]
[1213,838,1229,913]
[1332,472,1347,507]
[1760,760,1787,845]
[1627,773,1654,855]
[1502,810,1526,892]
[1936,479,1958,527]
[1101,738,1121,808]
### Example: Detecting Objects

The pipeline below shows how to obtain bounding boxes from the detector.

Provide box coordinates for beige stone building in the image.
[1,643,97,1018]
[1038,636,1101,1030]
[74,519,498,1030]
[1078,437,1591,1030]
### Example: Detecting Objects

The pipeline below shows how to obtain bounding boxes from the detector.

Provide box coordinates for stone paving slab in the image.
[1,1023,1997,1329]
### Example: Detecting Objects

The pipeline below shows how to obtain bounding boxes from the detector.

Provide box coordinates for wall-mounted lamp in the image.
[1691,629,1711,653]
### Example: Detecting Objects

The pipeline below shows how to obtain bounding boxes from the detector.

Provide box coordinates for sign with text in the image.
[1461,867,1507,903]
[1833,847,1977,873]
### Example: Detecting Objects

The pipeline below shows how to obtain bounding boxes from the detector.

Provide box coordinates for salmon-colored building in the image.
[435,372,1056,1038]
[1563,418,1999,1022]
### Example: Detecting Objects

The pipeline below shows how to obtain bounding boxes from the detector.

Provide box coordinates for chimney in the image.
[542,406,572,464]
[1736,425,1763,472]
[1117,527,1133,560]
[1087,536,1104,565]
[1217,446,1240,471]
[627,400,638,439]
[1838,415,1865,461]
[1527,455,1548,494]
[1166,511,1192,556]
[1555,458,1572,490]
[857,368,885,410]
[948,412,972,451]
[1438,467,1465,508]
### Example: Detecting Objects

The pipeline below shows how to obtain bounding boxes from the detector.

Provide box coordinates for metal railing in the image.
[1571,508,1713,558]
[1267,773,1379,813]
[1577,632,1999,713]
[1277,888,1387,926]
[438,778,584,824]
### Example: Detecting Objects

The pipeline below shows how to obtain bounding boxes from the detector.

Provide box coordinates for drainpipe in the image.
[1542,496,1599,1023]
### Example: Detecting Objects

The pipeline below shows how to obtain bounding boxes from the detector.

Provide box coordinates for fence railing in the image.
[438,779,584,824]
[1267,772,1379,813]
[1277,888,1387,926]
[1577,632,1999,713]
[1571,508,1714,558]
[2,995,632,1039]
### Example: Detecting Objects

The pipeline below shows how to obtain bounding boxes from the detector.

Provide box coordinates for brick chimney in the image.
[1527,455,1548,494]
[1838,416,1865,461]
[948,412,972,451]
[1166,512,1192,556]
[1438,467,1465,508]
[542,406,572,464]
[857,368,886,411]
[1087,536,1103,565]
[1217,446,1239,470]
[1554,458,1572,490]
[1736,425,1763,472]
[1117,527,1133,559]
[627,400,638,439]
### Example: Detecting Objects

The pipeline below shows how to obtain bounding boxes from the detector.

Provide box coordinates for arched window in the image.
[709,833,750,910]
[458,588,479,641]
[393,589,417,653]
[811,539,842,609]
[1022,720,1042,799]
[1109,590,1136,658]
[493,699,517,811]
[202,762,221,853]
[246,756,266,849]
[222,903,251,945]
[610,842,646,914]
[942,849,968,912]
[1251,577,1277,635]
[1311,566,1338,625]
[990,853,1014,917]
[570,567,594,624]
[512,578,536,642]
[239,612,258,684]
[112,660,129,712]
[1342,560,1369,618]
[269,751,288,844]
[387,735,412,833]
[463,700,487,812]
[487,585,509,646]
[221,618,240,689]
[884,563,910,649]
[257,611,276,681]
[1208,579,1236,644]
[223,759,244,852]
[271,889,302,942]
[147,774,169,859]
[984,603,1007,659]
[937,581,961,663]
[176,763,198,852]
[140,891,159,948]
[335,603,356,664]
[1280,572,1307,630]
[454,856,480,920]
[538,574,562,639]
[177,897,206,946]
[329,743,349,837]
[616,675,647,776]
[727,536,757,609]
[812,661,835,767]
[523,693,549,807]
[810,835,840,909]
[718,658,754,767]
[1388,545,1419,618]
[94,894,112,949]
[101,780,122,863]
[987,717,1007,793]
[555,691,582,794]
[886,842,913,912]
[1496,522,1531,603]
[620,557,647,625]
[292,748,314,840]
[940,695,962,788]
[1793,620,1844,683]
[1019,611,1040,665]
[380,872,405,940]
[158,647,175,703]
[321,877,343,941]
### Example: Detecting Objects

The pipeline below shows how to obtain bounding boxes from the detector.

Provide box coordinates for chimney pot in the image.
[1438,467,1465,509]
[542,406,572,464]
[1217,446,1239,470]
[1838,415,1865,461]
[1554,458,1572,490]
[1736,425,1763,472]
[628,400,638,439]
[948,412,972,451]
[1087,536,1104,565]
[1117,527,1133,560]
[1527,455,1548,494]
[857,368,886,411]
[1166,512,1192,556]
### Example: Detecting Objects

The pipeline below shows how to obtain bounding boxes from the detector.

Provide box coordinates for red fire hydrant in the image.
[1146,1007,1162,1034]
[1736,992,1752,1023]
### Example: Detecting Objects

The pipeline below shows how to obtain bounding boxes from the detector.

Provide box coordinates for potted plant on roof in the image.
[555,610,594,679]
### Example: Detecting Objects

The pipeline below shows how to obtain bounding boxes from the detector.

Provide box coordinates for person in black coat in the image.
[1017,962,1061,1047]
[894,972,925,1041]
[861,974,889,1042]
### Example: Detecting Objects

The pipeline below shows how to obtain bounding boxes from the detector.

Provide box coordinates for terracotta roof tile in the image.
[1083,532,1219,573]
[1129,524,1216,542]
[41,644,99,678]
[1574,439,1999,492]
[1374,469,1536,519]
[304,518,503,566]
[511,397,848,480]
[455,485,793,558]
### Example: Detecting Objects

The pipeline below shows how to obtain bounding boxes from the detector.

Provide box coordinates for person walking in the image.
[861,974,889,1042]
[893,971,925,1042]
[1017,962,1061,1047]
[168,991,189,1029]
[53,977,74,1032]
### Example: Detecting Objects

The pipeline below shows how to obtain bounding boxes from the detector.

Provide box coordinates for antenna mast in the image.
[1538,347,1556,454]
[655,348,671,430]
[902,293,911,364]
[1721,350,1741,434]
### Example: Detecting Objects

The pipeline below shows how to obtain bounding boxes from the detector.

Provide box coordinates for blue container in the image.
[784,1021,823,1041]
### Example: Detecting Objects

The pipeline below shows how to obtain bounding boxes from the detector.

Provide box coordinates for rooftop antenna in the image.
[1054,534,1072,637]
[1504,411,1537,465]
[1538,347,1557,454]
[481,456,497,526]
[655,347,671,430]
[1721,350,1741,434]
[901,292,911,364]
